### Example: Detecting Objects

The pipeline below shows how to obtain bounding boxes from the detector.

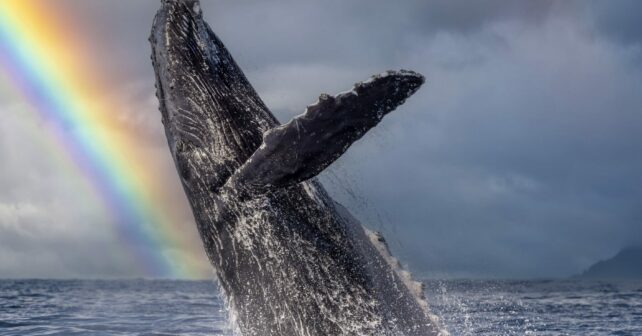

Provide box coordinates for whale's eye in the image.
[174,140,192,181]
[178,156,191,181]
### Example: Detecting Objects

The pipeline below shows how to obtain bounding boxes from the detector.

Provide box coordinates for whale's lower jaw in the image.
[150,1,445,335]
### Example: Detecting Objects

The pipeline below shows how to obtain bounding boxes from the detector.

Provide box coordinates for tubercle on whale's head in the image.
[161,1,201,11]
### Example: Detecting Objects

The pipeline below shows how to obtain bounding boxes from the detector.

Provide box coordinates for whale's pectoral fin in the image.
[226,70,425,192]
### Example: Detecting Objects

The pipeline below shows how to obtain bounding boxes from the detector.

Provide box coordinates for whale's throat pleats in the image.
[151,0,278,190]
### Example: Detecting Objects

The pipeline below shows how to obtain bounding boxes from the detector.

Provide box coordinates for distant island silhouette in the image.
[577,246,642,280]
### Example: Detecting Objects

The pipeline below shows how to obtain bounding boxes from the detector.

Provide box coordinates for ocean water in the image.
[1,279,640,335]
[423,280,642,336]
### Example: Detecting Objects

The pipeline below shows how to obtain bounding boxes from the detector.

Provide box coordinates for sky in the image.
[1,0,641,279]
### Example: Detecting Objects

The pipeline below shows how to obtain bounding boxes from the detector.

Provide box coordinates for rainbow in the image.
[0,1,209,278]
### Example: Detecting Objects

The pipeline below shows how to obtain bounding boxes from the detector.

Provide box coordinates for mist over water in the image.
[1,279,640,335]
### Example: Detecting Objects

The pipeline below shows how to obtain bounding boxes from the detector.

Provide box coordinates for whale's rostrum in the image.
[150,1,446,335]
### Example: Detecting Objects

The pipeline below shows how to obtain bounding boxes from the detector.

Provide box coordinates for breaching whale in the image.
[150,1,446,335]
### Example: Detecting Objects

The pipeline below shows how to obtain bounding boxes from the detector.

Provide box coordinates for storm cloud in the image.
[1,0,641,279]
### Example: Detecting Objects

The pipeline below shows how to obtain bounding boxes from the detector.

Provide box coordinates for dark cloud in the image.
[584,0,642,46]
[319,13,642,277]
[1,0,641,278]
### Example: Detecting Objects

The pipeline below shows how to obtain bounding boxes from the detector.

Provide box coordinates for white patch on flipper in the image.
[364,228,450,336]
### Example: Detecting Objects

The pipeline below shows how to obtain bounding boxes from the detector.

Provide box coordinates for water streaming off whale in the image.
[150,0,443,335]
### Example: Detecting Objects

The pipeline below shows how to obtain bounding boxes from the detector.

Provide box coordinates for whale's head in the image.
[150,0,278,193]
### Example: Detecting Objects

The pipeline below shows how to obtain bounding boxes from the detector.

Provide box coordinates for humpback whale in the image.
[150,1,446,335]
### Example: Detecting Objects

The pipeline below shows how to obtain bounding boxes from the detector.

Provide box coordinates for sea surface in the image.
[0,279,640,335]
